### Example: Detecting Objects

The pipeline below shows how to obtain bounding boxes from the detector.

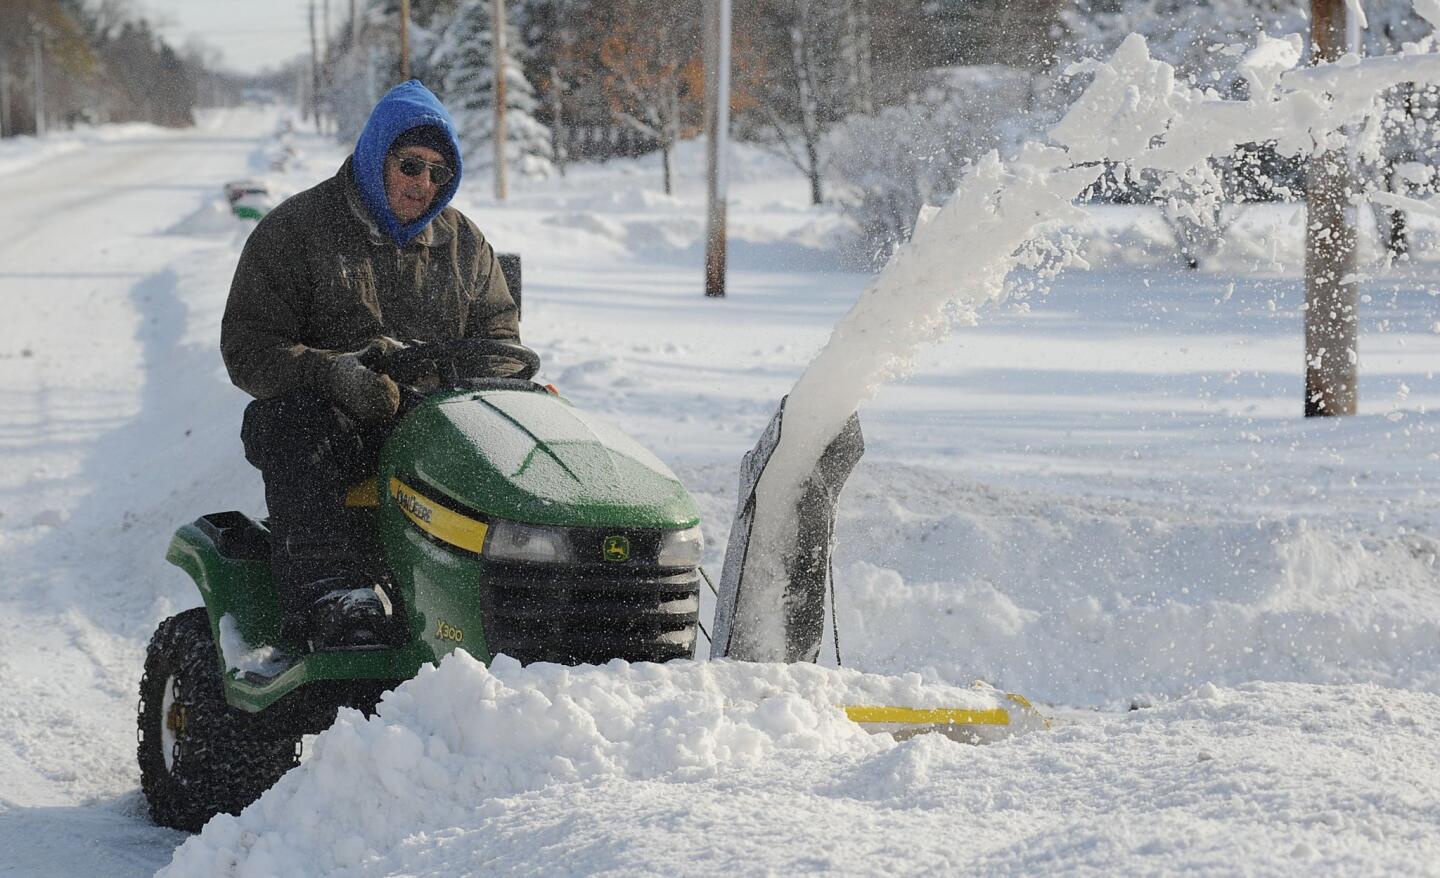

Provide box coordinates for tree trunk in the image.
[1386,201,1409,258]
[1303,0,1358,417]
[791,8,823,206]
[661,141,672,194]
[844,0,874,114]
[805,133,822,205]
[549,65,567,177]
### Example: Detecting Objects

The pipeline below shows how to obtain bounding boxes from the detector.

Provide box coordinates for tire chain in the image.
[137,608,302,832]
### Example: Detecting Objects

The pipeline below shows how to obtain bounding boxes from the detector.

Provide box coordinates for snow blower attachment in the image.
[712,396,864,663]
[711,397,1046,741]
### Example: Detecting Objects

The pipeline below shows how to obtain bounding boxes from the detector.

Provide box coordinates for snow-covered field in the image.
[2,103,1439,876]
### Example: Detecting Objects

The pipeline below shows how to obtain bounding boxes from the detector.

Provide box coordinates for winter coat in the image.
[221,81,518,401]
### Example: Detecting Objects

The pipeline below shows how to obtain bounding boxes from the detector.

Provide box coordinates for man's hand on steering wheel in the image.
[371,338,542,390]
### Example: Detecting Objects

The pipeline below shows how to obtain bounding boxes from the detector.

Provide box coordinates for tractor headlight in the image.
[484,520,574,564]
[655,525,704,568]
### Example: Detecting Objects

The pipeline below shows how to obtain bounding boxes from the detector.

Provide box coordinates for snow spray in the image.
[715,10,1440,662]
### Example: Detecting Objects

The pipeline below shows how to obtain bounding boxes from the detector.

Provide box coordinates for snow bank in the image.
[832,475,1440,705]
[0,122,168,179]
[161,654,1019,876]
[161,666,1440,875]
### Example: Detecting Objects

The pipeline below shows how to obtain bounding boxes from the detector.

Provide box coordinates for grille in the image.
[478,563,700,665]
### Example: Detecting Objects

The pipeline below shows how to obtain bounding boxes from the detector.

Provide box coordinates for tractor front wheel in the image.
[137,608,300,831]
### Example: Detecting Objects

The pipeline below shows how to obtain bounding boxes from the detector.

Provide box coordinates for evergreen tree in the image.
[432,0,555,179]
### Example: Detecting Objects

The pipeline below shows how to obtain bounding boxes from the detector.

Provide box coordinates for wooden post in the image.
[703,0,732,298]
[1304,0,1359,416]
[399,0,411,81]
[31,26,45,136]
[493,0,509,201]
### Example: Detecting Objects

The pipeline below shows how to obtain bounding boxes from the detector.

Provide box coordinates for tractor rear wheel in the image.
[137,608,300,831]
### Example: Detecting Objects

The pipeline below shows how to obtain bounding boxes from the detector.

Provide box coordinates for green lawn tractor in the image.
[137,336,704,831]
[223,180,275,221]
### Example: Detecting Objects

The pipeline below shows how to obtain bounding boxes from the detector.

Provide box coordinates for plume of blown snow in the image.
[732,17,1440,660]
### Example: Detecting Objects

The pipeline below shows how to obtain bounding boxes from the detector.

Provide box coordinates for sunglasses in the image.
[392,154,454,186]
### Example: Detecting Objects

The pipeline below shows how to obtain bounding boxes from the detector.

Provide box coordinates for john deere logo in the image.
[602,535,630,562]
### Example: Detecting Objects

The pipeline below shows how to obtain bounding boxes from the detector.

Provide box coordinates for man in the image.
[221,81,521,649]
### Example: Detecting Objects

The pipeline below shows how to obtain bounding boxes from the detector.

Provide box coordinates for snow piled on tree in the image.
[430,0,555,179]
[826,65,1046,261]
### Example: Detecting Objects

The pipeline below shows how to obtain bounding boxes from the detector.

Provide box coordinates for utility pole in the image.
[1304,0,1359,417]
[309,0,322,130]
[31,25,46,136]
[703,0,732,297]
[399,0,411,81]
[1,42,11,138]
[493,0,509,201]
[322,0,329,133]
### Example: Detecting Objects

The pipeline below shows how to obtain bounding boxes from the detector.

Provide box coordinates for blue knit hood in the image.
[352,80,463,247]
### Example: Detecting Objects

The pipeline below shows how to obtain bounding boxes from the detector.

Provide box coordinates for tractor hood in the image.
[381,389,700,530]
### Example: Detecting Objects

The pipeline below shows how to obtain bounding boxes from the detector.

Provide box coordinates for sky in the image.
[140,0,337,76]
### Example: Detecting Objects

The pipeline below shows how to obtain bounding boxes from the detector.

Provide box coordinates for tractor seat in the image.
[345,477,380,508]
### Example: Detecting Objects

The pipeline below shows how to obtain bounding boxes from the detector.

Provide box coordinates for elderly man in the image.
[221,81,521,649]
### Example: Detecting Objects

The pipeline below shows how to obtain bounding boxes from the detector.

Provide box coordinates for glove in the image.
[327,352,400,423]
[452,346,529,381]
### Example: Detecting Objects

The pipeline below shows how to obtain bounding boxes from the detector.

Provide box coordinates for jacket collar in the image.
[340,158,453,249]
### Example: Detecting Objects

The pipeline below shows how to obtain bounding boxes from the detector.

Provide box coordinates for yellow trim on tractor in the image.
[389,477,490,554]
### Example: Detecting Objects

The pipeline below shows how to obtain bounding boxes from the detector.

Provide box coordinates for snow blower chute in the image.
[711,397,1045,742]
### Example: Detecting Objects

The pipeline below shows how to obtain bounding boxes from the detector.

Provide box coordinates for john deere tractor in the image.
[137,333,703,831]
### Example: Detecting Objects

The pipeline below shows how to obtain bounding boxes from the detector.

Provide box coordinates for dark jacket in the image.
[221,83,517,400]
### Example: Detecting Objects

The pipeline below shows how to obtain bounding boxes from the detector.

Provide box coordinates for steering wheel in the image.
[374,339,542,386]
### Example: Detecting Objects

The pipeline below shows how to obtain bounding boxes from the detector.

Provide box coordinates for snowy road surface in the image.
[2,107,1439,876]
[0,110,270,874]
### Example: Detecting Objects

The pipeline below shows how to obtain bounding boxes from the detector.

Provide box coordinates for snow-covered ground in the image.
[1,104,1438,876]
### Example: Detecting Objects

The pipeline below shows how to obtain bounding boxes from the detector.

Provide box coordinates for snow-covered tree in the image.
[431,0,555,179]
[742,0,849,206]
[1062,0,1440,265]
[329,0,443,142]
[1058,0,1312,267]
[827,66,1043,261]
[1354,2,1440,256]
[595,0,703,194]
[1061,0,1309,84]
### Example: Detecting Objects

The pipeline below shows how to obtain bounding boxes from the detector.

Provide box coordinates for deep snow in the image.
[1,37,1439,877]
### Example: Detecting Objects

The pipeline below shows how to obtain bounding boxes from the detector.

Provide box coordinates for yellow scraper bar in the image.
[844,705,1011,726]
